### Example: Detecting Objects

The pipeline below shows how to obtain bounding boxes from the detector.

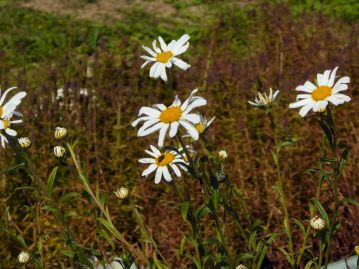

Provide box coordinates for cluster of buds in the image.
[18,137,31,149]
[114,187,129,199]
[310,216,326,231]
[53,127,67,158]
[218,150,228,161]
[18,251,29,264]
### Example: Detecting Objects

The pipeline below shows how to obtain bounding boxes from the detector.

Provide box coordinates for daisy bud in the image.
[18,137,31,148]
[114,187,129,199]
[236,265,248,269]
[355,245,359,256]
[54,127,67,140]
[54,146,66,158]
[218,150,228,161]
[18,251,30,264]
[310,216,325,231]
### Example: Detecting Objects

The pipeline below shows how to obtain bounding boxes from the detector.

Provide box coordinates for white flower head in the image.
[54,146,66,158]
[132,89,207,147]
[18,251,30,263]
[55,127,67,140]
[236,265,248,269]
[0,118,23,148]
[248,88,279,108]
[289,67,350,117]
[184,113,215,136]
[218,150,228,161]
[139,145,187,184]
[18,137,31,148]
[114,187,129,199]
[0,87,27,119]
[141,34,191,81]
[310,216,325,231]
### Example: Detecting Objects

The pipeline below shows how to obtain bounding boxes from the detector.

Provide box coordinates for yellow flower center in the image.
[3,119,9,129]
[195,123,205,134]
[159,106,182,123]
[156,51,173,63]
[311,86,332,101]
[156,152,175,166]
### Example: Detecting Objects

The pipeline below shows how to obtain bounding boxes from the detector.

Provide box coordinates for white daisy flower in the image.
[139,145,187,184]
[0,87,27,118]
[132,89,207,147]
[193,113,215,135]
[0,118,23,148]
[141,34,191,81]
[18,251,30,264]
[248,88,279,108]
[289,67,351,117]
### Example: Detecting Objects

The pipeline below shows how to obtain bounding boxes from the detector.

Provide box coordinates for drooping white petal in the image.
[142,45,156,57]
[0,87,16,105]
[160,67,168,81]
[169,121,179,137]
[142,163,158,177]
[149,62,161,78]
[158,124,169,147]
[162,166,172,182]
[182,113,201,124]
[5,128,17,136]
[179,120,199,140]
[138,122,164,137]
[138,158,156,164]
[154,63,165,79]
[183,98,207,115]
[138,107,160,117]
[299,102,315,117]
[155,166,164,184]
[170,163,181,177]
[137,119,160,134]
[171,57,190,70]
[132,116,152,127]
[289,98,312,108]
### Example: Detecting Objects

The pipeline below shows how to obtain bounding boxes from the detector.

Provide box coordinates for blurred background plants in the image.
[0,0,358,268]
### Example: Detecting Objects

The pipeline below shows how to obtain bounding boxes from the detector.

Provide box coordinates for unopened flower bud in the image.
[54,127,67,140]
[355,245,359,256]
[218,150,228,161]
[310,216,325,231]
[18,137,31,148]
[114,187,129,199]
[54,146,66,158]
[236,265,248,269]
[18,251,30,264]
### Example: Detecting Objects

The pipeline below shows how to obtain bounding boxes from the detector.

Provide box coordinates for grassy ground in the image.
[0,0,358,268]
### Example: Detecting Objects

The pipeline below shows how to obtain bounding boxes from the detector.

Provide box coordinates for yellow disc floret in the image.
[159,106,182,123]
[3,119,9,129]
[195,123,205,134]
[156,152,175,166]
[311,86,332,101]
[156,51,173,63]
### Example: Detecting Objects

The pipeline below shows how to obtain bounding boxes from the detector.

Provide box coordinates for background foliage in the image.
[0,0,358,267]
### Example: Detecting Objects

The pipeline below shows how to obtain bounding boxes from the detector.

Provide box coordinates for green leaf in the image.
[0,162,25,176]
[99,229,115,249]
[278,247,294,266]
[64,211,77,218]
[312,199,330,226]
[179,236,187,255]
[195,205,211,221]
[340,197,359,207]
[59,192,81,204]
[42,205,58,214]
[292,217,306,235]
[212,189,220,210]
[181,201,189,221]
[304,260,314,269]
[47,166,58,194]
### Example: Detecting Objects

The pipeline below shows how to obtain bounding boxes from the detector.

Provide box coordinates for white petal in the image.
[0,87,16,105]
[153,104,167,111]
[149,145,161,156]
[328,67,338,87]
[183,98,207,114]
[5,128,17,136]
[332,83,348,93]
[170,163,181,177]
[296,94,311,100]
[289,98,312,108]
[179,120,198,140]
[142,45,156,57]
[327,96,342,106]
[138,107,160,117]
[141,60,150,69]
[155,166,164,184]
[162,166,172,182]
[172,34,190,52]
[296,81,316,92]
[171,57,190,70]
[172,96,181,107]
[138,158,155,164]
[158,124,169,147]
[169,121,179,137]
[137,119,160,134]
[142,163,158,177]
[158,36,168,51]
[167,40,176,51]
[299,102,314,117]
[152,40,161,54]
[333,93,351,102]
[132,116,152,127]
[182,113,201,124]
[149,62,161,78]
[138,122,164,136]
[317,70,330,86]
[172,42,189,56]
[160,67,168,81]
[154,63,165,79]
